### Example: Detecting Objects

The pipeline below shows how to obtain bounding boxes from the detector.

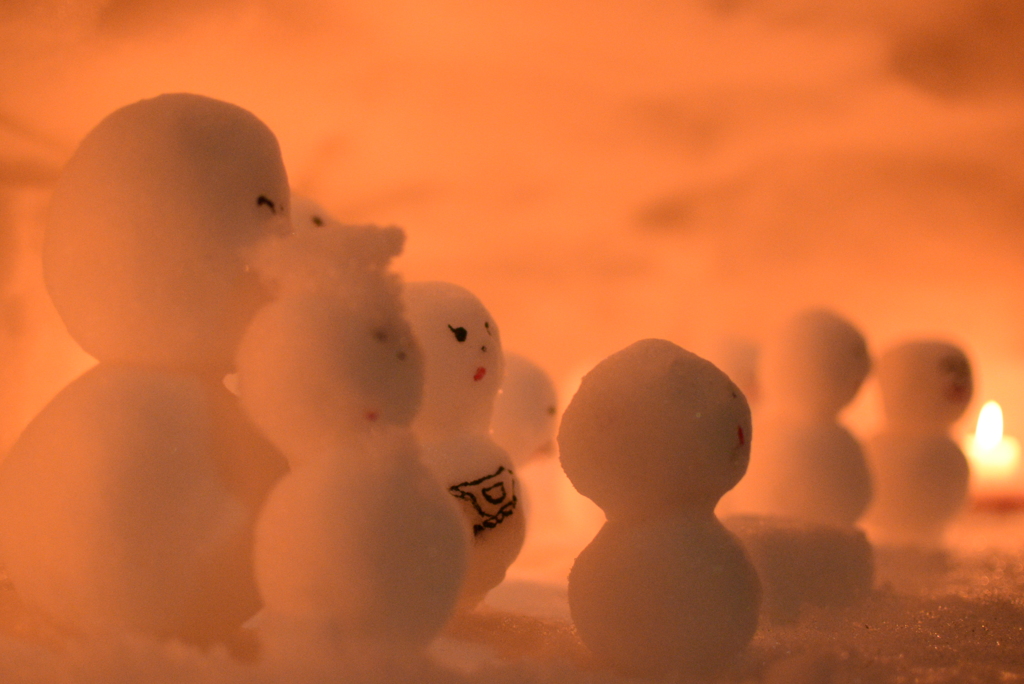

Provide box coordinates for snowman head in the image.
[491,353,559,467]
[760,309,870,420]
[403,282,504,440]
[558,339,752,519]
[876,340,972,431]
[237,211,418,463]
[44,93,290,374]
[236,288,423,465]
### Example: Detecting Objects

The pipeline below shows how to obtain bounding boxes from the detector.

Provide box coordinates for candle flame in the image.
[976,400,1004,451]
[965,400,1022,483]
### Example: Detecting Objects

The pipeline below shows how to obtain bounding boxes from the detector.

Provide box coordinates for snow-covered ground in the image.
[1,509,1024,683]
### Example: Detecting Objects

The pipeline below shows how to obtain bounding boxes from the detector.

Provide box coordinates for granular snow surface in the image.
[0,511,1021,683]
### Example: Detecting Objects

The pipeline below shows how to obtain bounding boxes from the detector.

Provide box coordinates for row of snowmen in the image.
[722,309,973,548]
[715,309,973,628]
[0,94,557,657]
[558,309,975,676]
[0,93,974,680]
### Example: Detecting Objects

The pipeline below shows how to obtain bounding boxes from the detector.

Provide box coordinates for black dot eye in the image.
[311,215,324,227]
[448,325,467,342]
[547,406,556,416]
[257,195,276,213]
[373,329,388,342]
[484,321,492,336]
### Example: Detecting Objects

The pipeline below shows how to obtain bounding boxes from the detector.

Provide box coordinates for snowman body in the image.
[741,419,872,527]
[253,432,468,647]
[569,514,760,677]
[0,366,283,642]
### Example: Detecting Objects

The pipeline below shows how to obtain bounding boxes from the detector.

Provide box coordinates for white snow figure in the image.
[709,337,761,407]
[559,339,760,678]
[0,94,290,645]
[490,352,559,467]
[403,282,525,608]
[863,341,972,547]
[726,309,872,527]
[235,230,468,649]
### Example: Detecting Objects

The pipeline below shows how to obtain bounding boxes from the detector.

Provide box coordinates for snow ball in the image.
[403,282,504,440]
[44,93,290,372]
[490,353,559,467]
[875,340,972,430]
[760,309,870,419]
[254,429,469,647]
[558,339,751,518]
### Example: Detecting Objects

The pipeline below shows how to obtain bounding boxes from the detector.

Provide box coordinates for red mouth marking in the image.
[737,426,745,446]
[365,410,379,422]
[474,367,486,382]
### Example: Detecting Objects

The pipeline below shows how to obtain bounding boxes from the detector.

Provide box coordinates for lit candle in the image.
[963,401,1024,506]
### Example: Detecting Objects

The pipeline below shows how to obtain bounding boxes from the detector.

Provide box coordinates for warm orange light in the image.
[965,401,1022,482]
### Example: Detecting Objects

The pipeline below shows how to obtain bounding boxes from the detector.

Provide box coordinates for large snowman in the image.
[0,94,290,645]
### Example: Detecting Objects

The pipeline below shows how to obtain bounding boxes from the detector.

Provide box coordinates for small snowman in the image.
[726,309,872,527]
[235,227,468,651]
[709,336,761,407]
[863,341,972,547]
[559,339,760,678]
[0,94,290,645]
[490,352,559,468]
[402,282,525,608]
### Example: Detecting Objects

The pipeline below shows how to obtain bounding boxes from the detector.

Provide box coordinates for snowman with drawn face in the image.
[0,94,291,646]
[403,281,525,608]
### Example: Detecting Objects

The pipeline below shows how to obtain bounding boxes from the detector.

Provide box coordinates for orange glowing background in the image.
[2,0,1024,458]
